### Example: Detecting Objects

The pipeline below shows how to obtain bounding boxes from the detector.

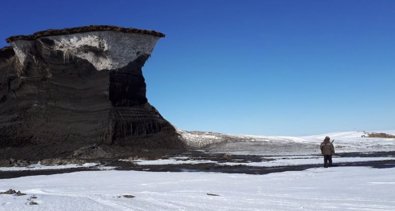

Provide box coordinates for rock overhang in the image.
[0,25,184,159]
[6,25,165,42]
[6,25,165,71]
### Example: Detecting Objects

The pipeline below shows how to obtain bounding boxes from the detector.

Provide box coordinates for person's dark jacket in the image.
[320,141,335,155]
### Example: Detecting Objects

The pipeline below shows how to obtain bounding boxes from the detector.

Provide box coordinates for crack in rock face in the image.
[0,26,184,160]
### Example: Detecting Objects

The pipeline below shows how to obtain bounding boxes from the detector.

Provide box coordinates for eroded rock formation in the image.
[0,25,184,160]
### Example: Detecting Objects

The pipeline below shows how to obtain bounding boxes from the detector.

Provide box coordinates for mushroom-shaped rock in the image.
[0,25,184,160]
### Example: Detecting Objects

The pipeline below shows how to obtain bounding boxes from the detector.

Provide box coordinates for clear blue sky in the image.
[1,0,394,136]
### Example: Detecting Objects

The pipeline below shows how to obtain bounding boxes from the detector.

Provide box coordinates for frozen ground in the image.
[0,167,394,210]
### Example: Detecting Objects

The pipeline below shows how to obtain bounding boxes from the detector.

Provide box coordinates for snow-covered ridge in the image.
[179,129,395,155]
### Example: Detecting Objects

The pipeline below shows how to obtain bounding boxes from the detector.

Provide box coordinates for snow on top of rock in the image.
[11,31,160,71]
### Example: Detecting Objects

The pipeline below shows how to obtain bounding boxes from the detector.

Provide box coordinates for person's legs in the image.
[324,155,329,168]
[328,155,332,166]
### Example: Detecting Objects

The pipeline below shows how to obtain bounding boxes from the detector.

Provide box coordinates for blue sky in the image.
[1,0,394,135]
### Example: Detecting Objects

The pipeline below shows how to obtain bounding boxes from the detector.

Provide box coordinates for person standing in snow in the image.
[320,136,335,168]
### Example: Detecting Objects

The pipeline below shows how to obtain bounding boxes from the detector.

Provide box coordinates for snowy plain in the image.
[1,167,395,210]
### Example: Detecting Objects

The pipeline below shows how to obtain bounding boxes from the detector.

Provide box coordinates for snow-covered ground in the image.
[180,130,395,155]
[0,167,394,210]
[132,156,395,167]
[226,156,395,167]
[1,130,394,210]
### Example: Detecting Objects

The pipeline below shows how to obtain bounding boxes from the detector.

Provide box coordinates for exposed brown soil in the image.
[367,132,395,139]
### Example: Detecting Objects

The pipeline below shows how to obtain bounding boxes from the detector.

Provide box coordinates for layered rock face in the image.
[0,26,183,159]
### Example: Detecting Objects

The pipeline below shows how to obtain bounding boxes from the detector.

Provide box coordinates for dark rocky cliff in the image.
[0,25,184,160]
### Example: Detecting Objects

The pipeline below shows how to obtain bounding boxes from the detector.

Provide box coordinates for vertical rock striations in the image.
[0,25,184,160]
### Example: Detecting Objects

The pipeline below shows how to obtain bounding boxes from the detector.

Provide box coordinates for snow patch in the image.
[0,163,98,172]
[127,158,208,166]
[10,40,33,67]
[131,158,216,165]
